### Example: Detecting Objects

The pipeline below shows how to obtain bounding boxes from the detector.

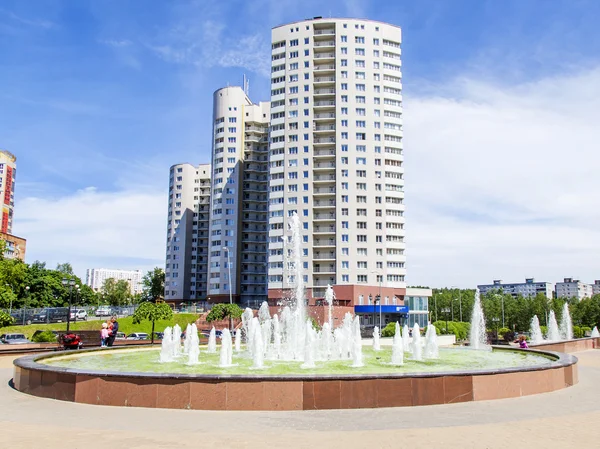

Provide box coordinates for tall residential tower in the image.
[267,18,406,310]
[0,150,17,234]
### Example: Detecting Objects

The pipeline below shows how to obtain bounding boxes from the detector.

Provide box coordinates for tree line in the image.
[430,288,600,331]
[0,256,165,311]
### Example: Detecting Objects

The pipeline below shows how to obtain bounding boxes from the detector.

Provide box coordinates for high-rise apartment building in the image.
[165,164,211,301]
[0,150,17,234]
[207,87,270,306]
[165,87,269,306]
[267,18,406,307]
[85,268,144,295]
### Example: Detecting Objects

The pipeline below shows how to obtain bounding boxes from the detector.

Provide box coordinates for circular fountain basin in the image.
[13,345,577,410]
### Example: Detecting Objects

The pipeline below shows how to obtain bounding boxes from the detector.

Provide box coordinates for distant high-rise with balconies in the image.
[0,150,17,235]
[267,18,406,315]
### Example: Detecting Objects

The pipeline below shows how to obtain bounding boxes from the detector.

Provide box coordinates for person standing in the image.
[107,316,119,347]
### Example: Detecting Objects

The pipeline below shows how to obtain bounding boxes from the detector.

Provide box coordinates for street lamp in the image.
[23,286,30,325]
[451,285,462,322]
[5,283,13,316]
[496,293,505,329]
[491,317,500,343]
[442,307,451,333]
[371,271,382,329]
[223,247,233,330]
[62,278,76,332]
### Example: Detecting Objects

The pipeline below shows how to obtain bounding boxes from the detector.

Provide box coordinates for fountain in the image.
[219,328,233,367]
[411,323,423,361]
[390,322,403,365]
[207,327,217,353]
[559,303,573,341]
[21,214,578,411]
[469,289,487,349]
[592,326,600,338]
[372,326,381,351]
[234,326,241,353]
[423,324,439,359]
[529,315,544,344]
[159,327,174,363]
[186,324,200,365]
[547,311,560,342]
[402,323,411,353]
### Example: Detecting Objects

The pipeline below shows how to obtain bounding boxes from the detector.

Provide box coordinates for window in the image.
[355,36,365,44]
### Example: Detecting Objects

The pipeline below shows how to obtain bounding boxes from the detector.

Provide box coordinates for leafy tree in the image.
[381,322,397,337]
[132,301,173,344]
[56,262,74,275]
[142,267,165,301]
[0,310,14,328]
[206,303,243,323]
[101,278,131,306]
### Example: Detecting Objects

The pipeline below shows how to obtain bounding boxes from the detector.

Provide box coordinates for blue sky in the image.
[2,0,600,286]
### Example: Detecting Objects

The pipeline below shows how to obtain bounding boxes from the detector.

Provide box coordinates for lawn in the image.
[0,314,200,338]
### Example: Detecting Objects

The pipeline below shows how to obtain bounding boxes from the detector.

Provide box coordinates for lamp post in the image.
[23,286,30,325]
[371,271,383,329]
[73,285,81,323]
[451,285,462,322]
[442,307,451,333]
[496,293,505,329]
[492,317,500,344]
[62,278,76,332]
[223,247,233,330]
[5,283,13,316]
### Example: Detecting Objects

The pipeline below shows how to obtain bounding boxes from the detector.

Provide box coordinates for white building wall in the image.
[85,268,144,295]
[267,18,406,298]
[555,278,593,300]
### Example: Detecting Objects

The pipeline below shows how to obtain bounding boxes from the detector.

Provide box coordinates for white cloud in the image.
[405,67,600,287]
[14,187,167,280]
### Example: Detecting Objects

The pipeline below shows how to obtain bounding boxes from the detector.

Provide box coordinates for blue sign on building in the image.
[354,305,409,314]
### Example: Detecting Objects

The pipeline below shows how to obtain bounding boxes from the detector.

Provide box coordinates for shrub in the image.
[582,326,592,336]
[0,311,14,328]
[433,321,470,340]
[573,326,583,339]
[31,331,58,343]
[540,325,548,337]
[381,322,397,338]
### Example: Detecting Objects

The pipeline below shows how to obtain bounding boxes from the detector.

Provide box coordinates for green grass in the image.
[0,314,200,338]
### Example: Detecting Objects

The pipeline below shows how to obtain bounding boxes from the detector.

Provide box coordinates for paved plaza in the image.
[1,350,599,448]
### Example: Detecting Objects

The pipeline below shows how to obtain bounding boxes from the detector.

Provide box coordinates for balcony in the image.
[245,135,269,143]
[313,136,336,144]
[313,162,336,170]
[313,52,335,61]
[314,199,336,207]
[314,28,335,36]
[313,187,336,195]
[245,125,267,133]
[313,213,336,220]
[313,149,335,158]
[314,125,335,132]
[313,239,336,247]
[314,64,335,72]
[314,112,335,120]
[314,253,336,261]
[313,174,336,182]
[313,280,337,287]
[314,88,336,96]
[314,225,336,233]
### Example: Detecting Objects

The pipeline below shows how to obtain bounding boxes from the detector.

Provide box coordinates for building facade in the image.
[85,268,144,295]
[555,278,593,300]
[0,232,26,261]
[593,280,600,296]
[477,278,554,299]
[267,17,406,307]
[0,150,17,235]
[165,164,211,301]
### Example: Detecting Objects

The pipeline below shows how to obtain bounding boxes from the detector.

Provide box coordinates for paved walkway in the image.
[1,351,599,448]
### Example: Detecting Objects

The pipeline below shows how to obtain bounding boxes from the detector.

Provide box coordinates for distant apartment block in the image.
[477,279,553,299]
[85,268,144,295]
[555,278,593,300]
[0,232,26,261]
[593,280,600,296]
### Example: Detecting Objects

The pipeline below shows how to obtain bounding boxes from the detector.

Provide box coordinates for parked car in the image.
[95,306,112,317]
[153,332,164,340]
[69,309,87,321]
[0,333,31,344]
[127,333,149,341]
[115,332,127,340]
[32,308,69,324]
[10,310,36,325]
